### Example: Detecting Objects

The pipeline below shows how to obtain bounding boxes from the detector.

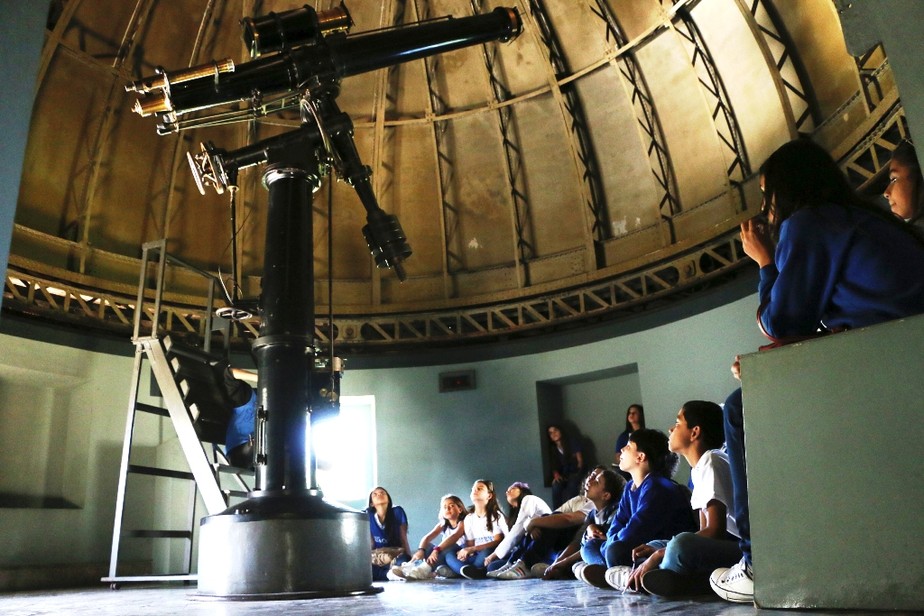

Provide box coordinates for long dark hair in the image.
[505,482,532,528]
[547,423,573,460]
[623,404,645,433]
[367,486,401,547]
[761,139,918,243]
[474,479,503,533]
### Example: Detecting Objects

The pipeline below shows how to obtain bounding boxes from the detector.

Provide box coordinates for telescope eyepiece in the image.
[243,2,353,58]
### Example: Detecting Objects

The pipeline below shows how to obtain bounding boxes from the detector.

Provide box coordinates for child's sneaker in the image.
[641,569,712,597]
[603,565,634,591]
[406,560,434,580]
[486,560,514,578]
[496,560,529,580]
[529,562,550,578]
[572,563,610,588]
[434,565,456,578]
[710,559,754,603]
[460,564,487,580]
[386,565,407,581]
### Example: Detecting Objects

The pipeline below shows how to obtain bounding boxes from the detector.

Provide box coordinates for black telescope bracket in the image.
[187,78,412,282]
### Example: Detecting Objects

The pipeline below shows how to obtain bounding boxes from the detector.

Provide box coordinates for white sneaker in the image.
[603,565,634,591]
[571,561,588,580]
[487,560,515,578]
[530,562,549,578]
[386,565,407,581]
[496,560,529,580]
[406,560,434,580]
[710,559,754,603]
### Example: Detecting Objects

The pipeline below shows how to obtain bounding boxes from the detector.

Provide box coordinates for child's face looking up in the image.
[471,482,492,505]
[619,440,642,472]
[668,408,692,453]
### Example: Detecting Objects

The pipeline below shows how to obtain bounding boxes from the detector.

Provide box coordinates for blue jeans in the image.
[657,532,742,575]
[580,537,606,565]
[444,546,489,574]
[581,536,632,567]
[421,544,456,567]
[724,388,751,565]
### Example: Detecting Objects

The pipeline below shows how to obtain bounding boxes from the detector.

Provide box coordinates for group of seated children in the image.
[365,138,924,603]
[368,399,738,602]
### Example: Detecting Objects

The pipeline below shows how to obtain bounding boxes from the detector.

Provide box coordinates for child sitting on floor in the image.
[541,468,622,580]
[605,401,741,596]
[444,479,508,579]
[483,482,552,578]
[576,428,696,588]
[389,494,468,580]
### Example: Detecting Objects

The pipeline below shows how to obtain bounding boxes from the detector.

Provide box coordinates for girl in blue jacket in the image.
[713,139,924,604]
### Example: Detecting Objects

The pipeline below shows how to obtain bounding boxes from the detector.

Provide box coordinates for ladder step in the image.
[135,402,169,417]
[215,464,254,477]
[128,530,193,539]
[128,464,195,481]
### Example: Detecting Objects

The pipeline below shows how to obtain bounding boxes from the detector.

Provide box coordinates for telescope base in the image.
[197,493,377,599]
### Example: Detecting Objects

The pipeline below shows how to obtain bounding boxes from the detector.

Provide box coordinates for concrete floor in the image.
[2,579,917,616]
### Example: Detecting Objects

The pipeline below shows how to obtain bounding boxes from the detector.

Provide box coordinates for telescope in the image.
[130,4,521,282]
[130,6,521,132]
[127,3,523,599]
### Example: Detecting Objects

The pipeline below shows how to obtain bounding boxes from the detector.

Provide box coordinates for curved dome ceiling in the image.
[7,0,910,351]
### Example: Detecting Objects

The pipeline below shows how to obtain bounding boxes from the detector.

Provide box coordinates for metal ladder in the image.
[103,240,252,588]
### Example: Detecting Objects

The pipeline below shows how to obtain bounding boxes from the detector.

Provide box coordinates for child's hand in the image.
[584,524,606,541]
[740,218,773,268]
[542,562,565,580]
[425,552,438,566]
[631,544,655,561]
[484,553,497,566]
[457,547,471,560]
[731,355,741,380]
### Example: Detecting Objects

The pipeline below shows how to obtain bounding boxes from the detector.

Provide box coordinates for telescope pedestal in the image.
[197,150,377,599]
[197,492,379,598]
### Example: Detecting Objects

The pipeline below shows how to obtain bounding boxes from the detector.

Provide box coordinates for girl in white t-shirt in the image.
[444,479,508,579]
[390,494,468,580]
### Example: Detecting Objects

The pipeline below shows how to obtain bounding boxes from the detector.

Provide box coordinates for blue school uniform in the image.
[601,474,695,566]
[369,506,409,548]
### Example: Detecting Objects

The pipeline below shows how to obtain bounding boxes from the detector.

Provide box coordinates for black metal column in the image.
[253,156,319,495]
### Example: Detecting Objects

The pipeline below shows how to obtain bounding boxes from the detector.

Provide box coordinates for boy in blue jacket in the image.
[576,428,695,588]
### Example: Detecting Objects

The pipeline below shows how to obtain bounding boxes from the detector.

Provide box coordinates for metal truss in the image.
[740,0,821,134]
[415,0,462,278]
[842,104,909,189]
[853,43,888,112]
[527,0,610,265]
[588,0,681,242]
[471,0,535,288]
[673,6,751,182]
[3,230,748,351]
[5,88,904,350]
